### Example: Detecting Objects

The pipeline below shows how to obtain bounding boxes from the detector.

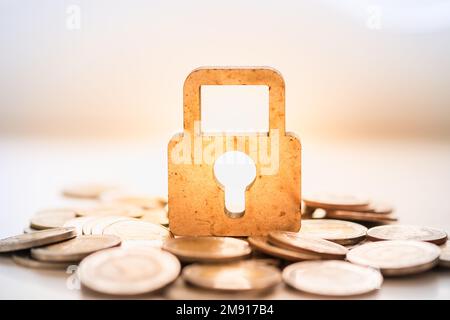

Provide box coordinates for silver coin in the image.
[268,231,348,259]
[298,219,367,245]
[12,252,73,270]
[439,241,450,268]
[283,260,383,296]
[31,235,122,262]
[78,247,180,295]
[102,219,172,248]
[30,209,77,230]
[325,210,398,224]
[182,261,282,292]
[62,184,116,200]
[302,194,370,211]
[367,225,447,245]
[0,227,77,253]
[346,240,441,276]
[76,205,145,219]
[248,236,323,261]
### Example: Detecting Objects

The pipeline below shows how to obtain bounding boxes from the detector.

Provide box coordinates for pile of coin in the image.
[248,231,349,262]
[302,194,398,225]
[0,227,121,270]
[0,186,449,298]
[0,184,177,295]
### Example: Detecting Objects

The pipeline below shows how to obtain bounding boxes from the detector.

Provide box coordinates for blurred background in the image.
[1,0,450,141]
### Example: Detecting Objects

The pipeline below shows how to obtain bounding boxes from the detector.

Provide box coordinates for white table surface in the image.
[1,137,449,299]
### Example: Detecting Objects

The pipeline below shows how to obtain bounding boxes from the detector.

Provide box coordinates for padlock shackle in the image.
[183,67,285,135]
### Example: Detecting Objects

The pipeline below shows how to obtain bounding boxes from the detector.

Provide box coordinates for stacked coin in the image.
[366,225,447,245]
[0,228,77,253]
[297,219,367,245]
[0,227,79,269]
[269,231,348,259]
[27,193,170,247]
[248,229,349,262]
[3,183,450,298]
[248,236,323,261]
[30,208,77,230]
[0,227,124,267]
[439,241,450,268]
[2,192,173,272]
[30,235,121,262]
[12,252,73,270]
[302,194,397,225]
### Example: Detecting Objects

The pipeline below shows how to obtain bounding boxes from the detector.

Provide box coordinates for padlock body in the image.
[168,132,301,236]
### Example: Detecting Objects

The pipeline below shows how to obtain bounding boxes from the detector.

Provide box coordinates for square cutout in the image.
[201,85,269,133]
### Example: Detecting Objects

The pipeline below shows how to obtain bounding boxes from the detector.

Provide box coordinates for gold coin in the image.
[248,236,322,261]
[140,207,169,225]
[31,234,121,262]
[325,210,398,224]
[63,216,95,235]
[367,225,447,245]
[439,241,450,268]
[12,252,73,270]
[268,231,348,259]
[298,219,367,245]
[30,209,77,230]
[62,184,116,199]
[182,261,281,292]
[103,219,172,248]
[303,194,370,211]
[78,247,180,295]
[162,237,251,263]
[282,260,383,296]
[346,240,441,276]
[0,227,77,253]
[76,205,144,219]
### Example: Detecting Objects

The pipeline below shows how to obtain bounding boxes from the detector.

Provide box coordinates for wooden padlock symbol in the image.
[168,67,301,236]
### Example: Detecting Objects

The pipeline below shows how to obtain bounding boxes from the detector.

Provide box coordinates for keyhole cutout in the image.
[213,151,257,218]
